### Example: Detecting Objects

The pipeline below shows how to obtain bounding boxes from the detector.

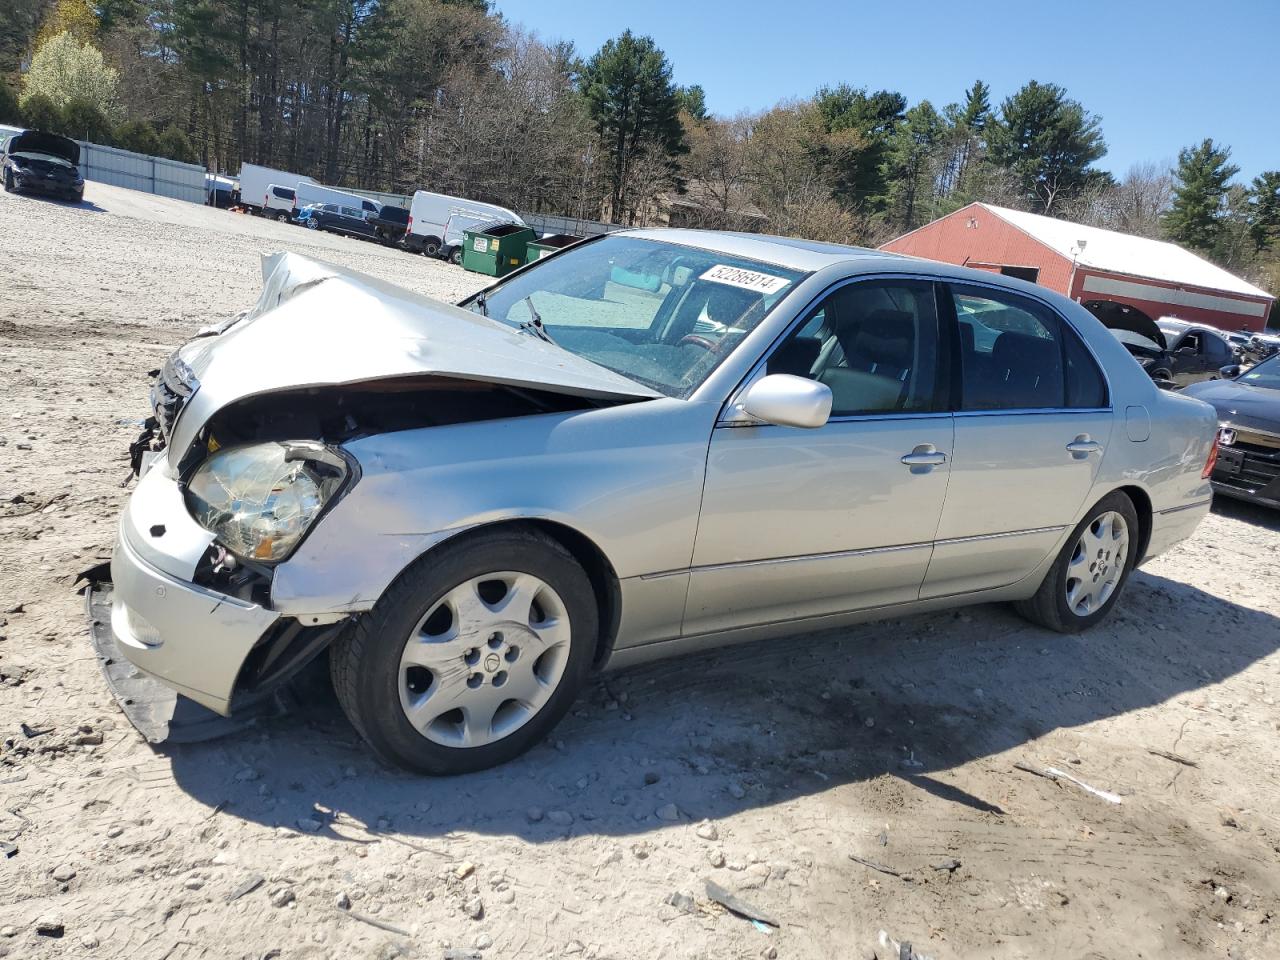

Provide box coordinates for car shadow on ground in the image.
[2,193,105,213]
[162,570,1280,844]
[1212,494,1280,531]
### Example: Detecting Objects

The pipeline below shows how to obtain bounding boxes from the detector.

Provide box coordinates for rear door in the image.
[921,283,1113,598]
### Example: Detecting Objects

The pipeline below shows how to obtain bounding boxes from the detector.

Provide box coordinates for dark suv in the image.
[1,130,85,202]
[296,202,379,241]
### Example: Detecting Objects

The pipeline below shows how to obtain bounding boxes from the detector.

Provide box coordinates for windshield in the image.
[465,235,807,398]
[1237,354,1280,390]
[1110,328,1162,352]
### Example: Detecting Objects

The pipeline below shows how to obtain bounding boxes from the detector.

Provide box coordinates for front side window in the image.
[465,236,806,398]
[766,279,943,416]
[951,285,1106,410]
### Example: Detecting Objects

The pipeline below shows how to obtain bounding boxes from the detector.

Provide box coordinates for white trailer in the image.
[405,190,524,257]
[237,162,312,215]
[294,181,380,218]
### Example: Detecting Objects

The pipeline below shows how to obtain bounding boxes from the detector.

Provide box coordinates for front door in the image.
[685,278,953,636]
[922,283,1114,597]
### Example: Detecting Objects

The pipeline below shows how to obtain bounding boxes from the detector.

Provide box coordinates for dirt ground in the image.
[1,182,1278,960]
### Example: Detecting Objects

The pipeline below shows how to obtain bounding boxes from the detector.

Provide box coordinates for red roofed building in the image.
[881,202,1274,333]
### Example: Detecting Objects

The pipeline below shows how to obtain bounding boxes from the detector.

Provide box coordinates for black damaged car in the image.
[1,130,85,202]
[1183,352,1280,509]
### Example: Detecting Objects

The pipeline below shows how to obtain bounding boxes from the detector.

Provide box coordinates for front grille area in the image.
[150,355,199,443]
[1215,437,1280,500]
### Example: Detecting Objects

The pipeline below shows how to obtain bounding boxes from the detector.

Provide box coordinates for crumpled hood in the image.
[166,252,660,468]
[8,130,80,166]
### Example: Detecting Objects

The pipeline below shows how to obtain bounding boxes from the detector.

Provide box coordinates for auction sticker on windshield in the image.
[700,264,790,294]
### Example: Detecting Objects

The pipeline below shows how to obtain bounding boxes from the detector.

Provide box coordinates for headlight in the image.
[1137,357,1155,367]
[184,442,351,562]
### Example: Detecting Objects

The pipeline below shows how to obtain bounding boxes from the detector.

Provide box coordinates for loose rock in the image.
[695,820,719,841]
[727,782,747,800]
[36,915,65,937]
[335,892,351,910]
[51,864,77,883]
[463,897,484,920]
[546,809,573,826]
[655,803,680,822]
[269,887,295,908]
[525,806,544,823]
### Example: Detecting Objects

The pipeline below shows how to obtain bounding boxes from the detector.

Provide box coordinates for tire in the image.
[448,246,463,266]
[330,527,598,775]
[3,168,14,193]
[275,210,289,222]
[423,237,441,258]
[305,218,318,230]
[1013,491,1140,634]
[1151,368,1172,383]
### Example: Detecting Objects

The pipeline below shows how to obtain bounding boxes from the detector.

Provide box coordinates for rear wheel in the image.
[1013,491,1139,633]
[330,527,598,774]
[423,237,441,258]
[305,218,318,230]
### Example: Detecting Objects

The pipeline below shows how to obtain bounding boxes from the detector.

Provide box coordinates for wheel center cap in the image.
[483,653,501,673]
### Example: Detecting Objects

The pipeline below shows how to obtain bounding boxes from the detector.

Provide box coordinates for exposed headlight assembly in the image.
[184,442,352,562]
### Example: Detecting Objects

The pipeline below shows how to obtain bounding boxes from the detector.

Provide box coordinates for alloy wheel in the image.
[398,572,571,748]
[1065,510,1129,617]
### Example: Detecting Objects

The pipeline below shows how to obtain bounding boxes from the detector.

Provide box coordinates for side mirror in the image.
[740,374,832,429]
[1219,364,1242,379]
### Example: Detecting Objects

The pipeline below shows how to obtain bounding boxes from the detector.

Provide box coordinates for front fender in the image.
[269,398,716,616]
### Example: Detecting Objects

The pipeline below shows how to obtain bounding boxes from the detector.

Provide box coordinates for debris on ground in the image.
[705,880,779,927]
[849,854,911,881]
[1013,761,1124,804]
[877,929,934,960]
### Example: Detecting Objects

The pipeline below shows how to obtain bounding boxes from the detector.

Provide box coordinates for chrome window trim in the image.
[953,406,1112,418]
[1157,499,1213,516]
[715,270,1116,424]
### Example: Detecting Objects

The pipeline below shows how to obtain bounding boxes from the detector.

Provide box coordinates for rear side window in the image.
[272,186,294,200]
[950,285,1107,410]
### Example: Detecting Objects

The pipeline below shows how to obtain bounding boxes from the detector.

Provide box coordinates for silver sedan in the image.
[105,231,1218,773]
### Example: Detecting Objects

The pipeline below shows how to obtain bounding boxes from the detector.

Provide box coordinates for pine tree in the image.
[987,80,1106,214]
[1248,171,1280,252]
[580,31,686,222]
[1165,139,1239,252]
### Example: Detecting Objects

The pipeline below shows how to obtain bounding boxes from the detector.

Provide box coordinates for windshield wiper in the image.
[516,296,556,345]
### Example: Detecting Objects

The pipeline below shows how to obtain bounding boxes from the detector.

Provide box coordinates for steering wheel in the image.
[677,333,719,352]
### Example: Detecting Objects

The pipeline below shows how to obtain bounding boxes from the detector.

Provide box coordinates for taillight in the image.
[406,214,413,232]
[1202,435,1219,479]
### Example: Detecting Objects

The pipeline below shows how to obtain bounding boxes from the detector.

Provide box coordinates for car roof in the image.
[619,228,907,272]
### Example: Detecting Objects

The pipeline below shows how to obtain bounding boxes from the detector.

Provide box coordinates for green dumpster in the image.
[525,233,584,265]
[462,223,536,277]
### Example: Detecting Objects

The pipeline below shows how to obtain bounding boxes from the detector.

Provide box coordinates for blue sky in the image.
[493,0,1278,183]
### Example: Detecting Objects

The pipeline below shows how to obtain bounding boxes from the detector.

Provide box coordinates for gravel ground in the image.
[1,182,1279,960]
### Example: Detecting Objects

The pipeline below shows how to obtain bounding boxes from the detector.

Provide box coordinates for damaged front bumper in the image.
[110,490,281,715]
[99,461,348,736]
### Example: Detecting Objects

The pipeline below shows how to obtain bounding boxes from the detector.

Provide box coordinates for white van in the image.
[405,190,524,257]
[263,184,297,221]
[238,163,311,215]
[293,182,380,219]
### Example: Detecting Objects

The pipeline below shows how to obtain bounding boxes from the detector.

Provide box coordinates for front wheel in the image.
[448,246,463,266]
[330,527,598,774]
[3,169,14,192]
[275,210,289,222]
[305,218,318,230]
[1013,491,1140,633]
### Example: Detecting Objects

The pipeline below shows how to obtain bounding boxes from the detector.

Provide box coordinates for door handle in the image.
[901,444,948,472]
[1066,435,1103,458]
